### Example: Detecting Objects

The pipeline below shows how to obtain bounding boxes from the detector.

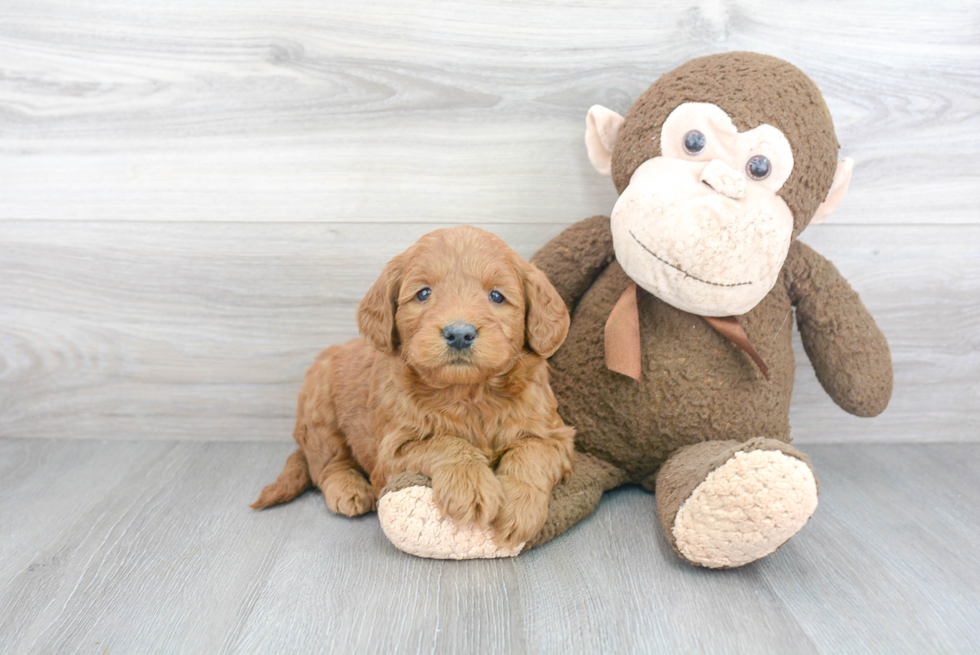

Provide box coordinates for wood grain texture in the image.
[1,439,978,654]
[1,221,977,443]
[0,0,977,225]
[0,1,978,444]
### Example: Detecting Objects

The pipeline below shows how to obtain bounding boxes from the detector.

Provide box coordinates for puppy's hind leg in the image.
[300,389,376,517]
[317,449,377,517]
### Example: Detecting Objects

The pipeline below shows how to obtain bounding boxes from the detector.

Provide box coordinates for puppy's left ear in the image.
[357,252,405,354]
[523,262,570,358]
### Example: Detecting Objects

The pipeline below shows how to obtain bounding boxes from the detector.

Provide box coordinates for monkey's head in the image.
[586,52,852,316]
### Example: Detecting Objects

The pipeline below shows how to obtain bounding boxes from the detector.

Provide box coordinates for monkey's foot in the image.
[377,473,524,560]
[657,439,818,568]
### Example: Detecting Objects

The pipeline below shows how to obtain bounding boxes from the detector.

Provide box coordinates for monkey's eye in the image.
[746,155,771,180]
[416,288,431,302]
[683,130,706,155]
[489,290,505,304]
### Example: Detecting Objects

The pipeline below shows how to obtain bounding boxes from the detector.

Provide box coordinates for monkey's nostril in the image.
[442,323,478,350]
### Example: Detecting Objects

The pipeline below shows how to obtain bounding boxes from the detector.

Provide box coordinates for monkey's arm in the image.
[530,215,616,312]
[783,241,893,417]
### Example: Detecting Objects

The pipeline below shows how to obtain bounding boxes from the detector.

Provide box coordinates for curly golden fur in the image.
[252,226,575,547]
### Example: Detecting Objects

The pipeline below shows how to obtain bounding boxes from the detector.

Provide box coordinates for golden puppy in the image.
[252,226,574,547]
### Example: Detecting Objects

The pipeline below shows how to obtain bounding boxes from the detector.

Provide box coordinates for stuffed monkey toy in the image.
[378,52,893,567]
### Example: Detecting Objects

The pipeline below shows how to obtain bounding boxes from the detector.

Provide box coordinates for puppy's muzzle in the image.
[442,322,477,351]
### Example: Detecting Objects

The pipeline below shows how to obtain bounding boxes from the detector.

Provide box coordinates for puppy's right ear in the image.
[357,253,405,354]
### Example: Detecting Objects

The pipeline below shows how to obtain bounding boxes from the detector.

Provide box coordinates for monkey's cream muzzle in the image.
[610,156,794,317]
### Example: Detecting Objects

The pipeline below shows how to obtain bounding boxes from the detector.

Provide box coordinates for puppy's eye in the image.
[746,155,771,180]
[683,130,706,155]
[488,290,505,304]
[415,288,431,302]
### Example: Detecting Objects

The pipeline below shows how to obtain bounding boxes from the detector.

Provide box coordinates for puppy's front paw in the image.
[432,463,504,529]
[492,477,550,548]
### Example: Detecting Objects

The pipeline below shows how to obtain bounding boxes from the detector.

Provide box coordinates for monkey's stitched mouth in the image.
[629,230,753,288]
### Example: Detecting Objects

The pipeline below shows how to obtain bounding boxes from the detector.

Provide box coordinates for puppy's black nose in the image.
[443,323,477,350]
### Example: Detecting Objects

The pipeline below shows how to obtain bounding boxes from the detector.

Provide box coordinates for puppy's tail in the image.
[251,448,312,509]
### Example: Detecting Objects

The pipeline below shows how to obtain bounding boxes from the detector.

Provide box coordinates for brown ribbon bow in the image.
[604,282,770,382]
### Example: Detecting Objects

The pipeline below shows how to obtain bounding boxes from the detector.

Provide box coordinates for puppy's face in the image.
[357,226,569,386]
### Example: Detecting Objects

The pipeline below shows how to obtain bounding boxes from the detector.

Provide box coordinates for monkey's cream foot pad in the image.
[378,485,524,560]
[672,449,818,569]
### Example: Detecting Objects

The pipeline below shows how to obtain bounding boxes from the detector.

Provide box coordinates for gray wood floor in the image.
[1,438,978,655]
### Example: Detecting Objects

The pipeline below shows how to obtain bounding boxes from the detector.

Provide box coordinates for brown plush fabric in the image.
[381,472,433,497]
[654,440,744,528]
[785,241,894,416]
[532,216,891,486]
[525,451,628,550]
[654,438,815,558]
[611,51,839,238]
[529,212,892,561]
[533,214,617,312]
[536,239,790,481]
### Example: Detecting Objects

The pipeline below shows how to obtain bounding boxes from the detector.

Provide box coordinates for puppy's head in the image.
[357,226,569,385]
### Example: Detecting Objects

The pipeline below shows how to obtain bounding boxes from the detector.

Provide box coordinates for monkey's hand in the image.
[785,241,893,417]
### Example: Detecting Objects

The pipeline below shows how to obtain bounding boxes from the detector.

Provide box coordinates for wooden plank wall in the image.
[1,0,977,444]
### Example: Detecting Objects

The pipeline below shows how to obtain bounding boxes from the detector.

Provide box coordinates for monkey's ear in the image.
[810,158,854,226]
[523,261,570,358]
[585,105,626,177]
[357,253,405,354]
